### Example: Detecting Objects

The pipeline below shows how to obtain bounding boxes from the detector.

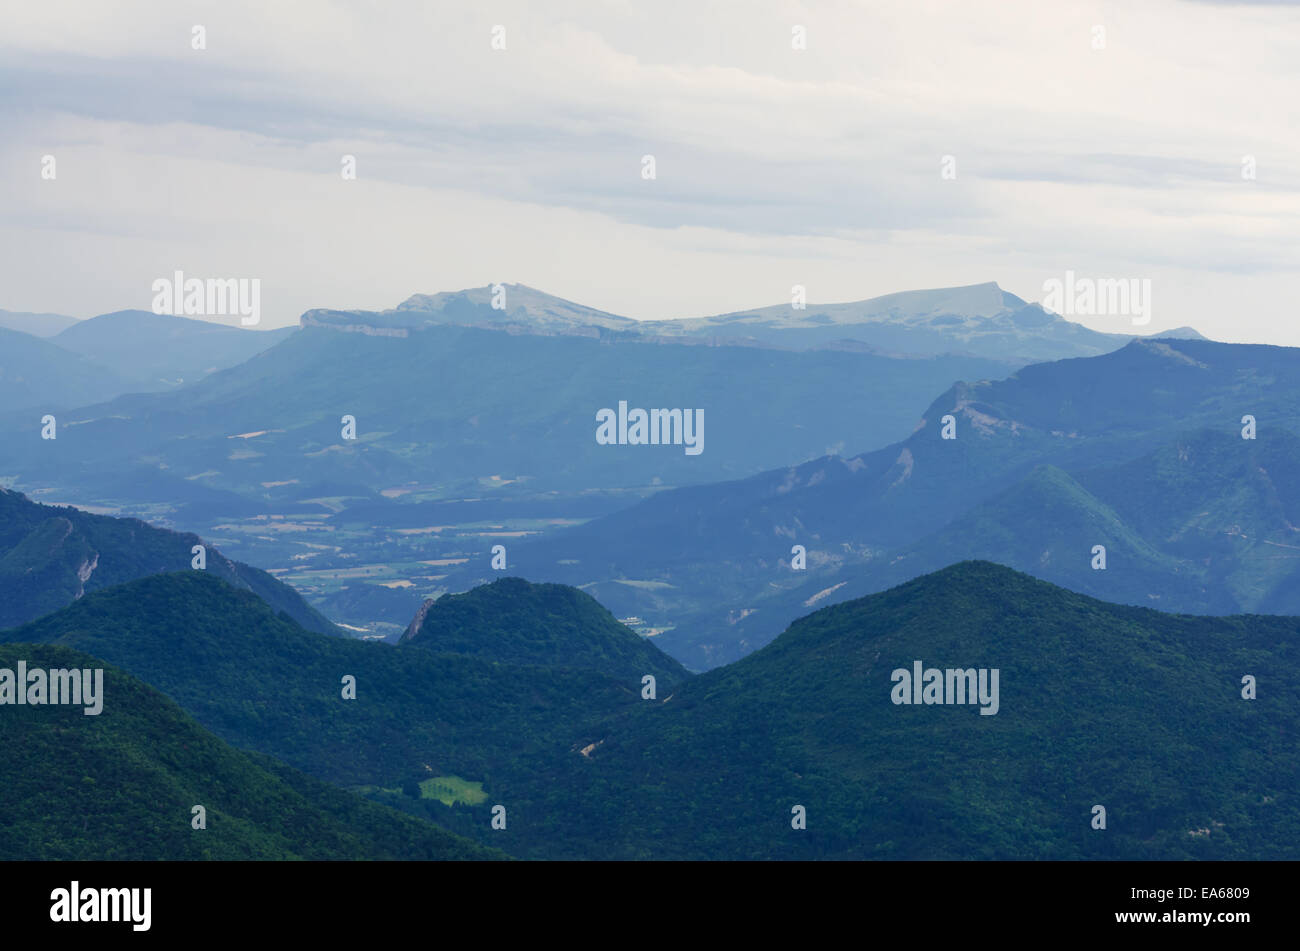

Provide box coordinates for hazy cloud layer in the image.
[1,0,1297,342]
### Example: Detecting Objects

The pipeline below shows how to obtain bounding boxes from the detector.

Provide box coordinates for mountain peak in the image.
[393,284,638,332]
[293,279,1206,365]
[400,576,687,682]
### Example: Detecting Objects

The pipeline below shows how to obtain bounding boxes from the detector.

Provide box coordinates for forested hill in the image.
[481,562,1300,859]
[0,487,336,635]
[0,642,502,860]
[400,576,688,682]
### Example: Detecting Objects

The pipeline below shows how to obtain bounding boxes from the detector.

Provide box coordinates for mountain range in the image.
[4,562,1294,859]
[0,310,293,417]
[50,310,294,389]
[4,283,1285,673]
[524,562,1298,859]
[0,280,1216,640]
[0,319,1012,503]
[0,308,80,337]
[464,337,1300,667]
[0,326,130,413]
[1,571,686,791]
[307,280,1205,362]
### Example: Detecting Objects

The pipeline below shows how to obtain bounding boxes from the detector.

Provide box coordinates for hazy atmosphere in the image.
[2,1,1297,928]
[3,0,1298,340]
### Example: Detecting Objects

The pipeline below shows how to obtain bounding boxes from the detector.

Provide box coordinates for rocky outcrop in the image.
[400,597,437,643]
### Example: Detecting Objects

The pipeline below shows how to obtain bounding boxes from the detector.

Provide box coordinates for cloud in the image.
[0,0,1297,345]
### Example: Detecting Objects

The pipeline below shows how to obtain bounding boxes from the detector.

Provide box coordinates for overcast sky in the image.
[2,0,1298,342]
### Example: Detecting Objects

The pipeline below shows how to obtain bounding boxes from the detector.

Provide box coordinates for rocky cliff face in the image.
[300,310,410,337]
[400,597,436,643]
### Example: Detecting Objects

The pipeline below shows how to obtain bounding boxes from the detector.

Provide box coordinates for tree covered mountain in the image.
[478,338,1300,667]
[0,488,336,634]
[0,320,1014,506]
[0,283,1217,647]
[4,563,1294,860]
[1,571,686,793]
[0,642,501,860]
[647,426,1300,665]
[400,576,688,683]
[455,562,1299,859]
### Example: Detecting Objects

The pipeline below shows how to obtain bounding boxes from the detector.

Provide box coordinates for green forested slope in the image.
[0,487,336,634]
[9,563,1294,861]
[2,572,661,791]
[466,562,1300,859]
[401,577,688,683]
[0,643,501,860]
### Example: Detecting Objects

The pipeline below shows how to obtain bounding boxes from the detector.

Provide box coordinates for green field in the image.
[420,776,488,807]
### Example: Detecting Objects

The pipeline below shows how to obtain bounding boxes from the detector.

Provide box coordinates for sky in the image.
[1,0,1298,342]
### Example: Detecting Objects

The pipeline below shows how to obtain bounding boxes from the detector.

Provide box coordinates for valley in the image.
[2,281,1295,864]
[6,5,1295,921]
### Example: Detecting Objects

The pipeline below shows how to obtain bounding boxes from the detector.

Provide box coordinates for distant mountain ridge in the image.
[0,310,295,422]
[303,281,1206,363]
[0,319,1013,504]
[462,337,1300,667]
[302,284,638,339]
[0,326,130,412]
[52,309,294,388]
[634,281,1205,361]
[670,426,1300,662]
[0,308,80,337]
